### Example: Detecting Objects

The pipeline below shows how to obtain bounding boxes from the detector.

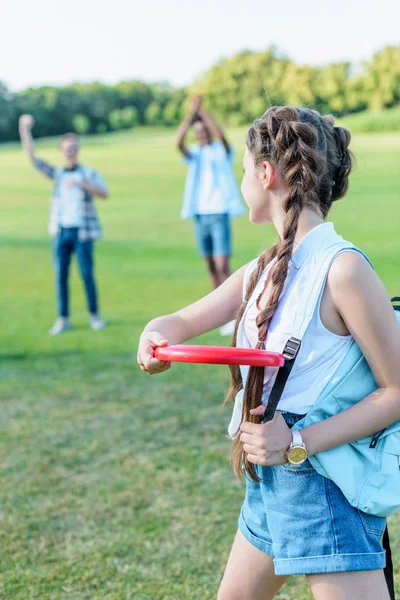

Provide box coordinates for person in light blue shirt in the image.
[177,96,245,304]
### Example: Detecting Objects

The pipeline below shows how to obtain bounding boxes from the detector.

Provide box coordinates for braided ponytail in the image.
[230,106,352,481]
[226,242,279,408]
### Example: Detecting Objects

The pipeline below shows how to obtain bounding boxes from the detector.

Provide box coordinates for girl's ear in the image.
[261,161,276,191]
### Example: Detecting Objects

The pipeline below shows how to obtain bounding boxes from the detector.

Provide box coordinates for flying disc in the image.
[154,345,284,367]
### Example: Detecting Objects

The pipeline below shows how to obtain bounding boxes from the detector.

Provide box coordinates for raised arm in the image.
[137,264,247,374]
[176,96,202,158]
[19,114,56,180]
[19,114,37,164]
[197,106,231,155]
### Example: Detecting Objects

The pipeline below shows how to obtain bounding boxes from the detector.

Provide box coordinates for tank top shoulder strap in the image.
[291,243,373,340]
[242,258,259,300]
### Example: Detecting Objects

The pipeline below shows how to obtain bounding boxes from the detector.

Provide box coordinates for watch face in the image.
[287,446,307,465]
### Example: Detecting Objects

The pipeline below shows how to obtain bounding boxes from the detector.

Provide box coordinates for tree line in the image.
[0,44,399,142]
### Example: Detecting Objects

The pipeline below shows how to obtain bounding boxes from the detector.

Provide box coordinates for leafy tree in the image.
[120,106,138,128]
[72,114,91,134]
[362,45,400,110]
[1,43,399,143]
[145,102,163,125]
[0,82,18,141]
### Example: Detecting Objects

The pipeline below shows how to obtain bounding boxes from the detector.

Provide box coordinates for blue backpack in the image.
[291,302,400,519]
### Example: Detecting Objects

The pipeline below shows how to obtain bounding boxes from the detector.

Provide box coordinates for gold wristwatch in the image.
[285,430,308,466]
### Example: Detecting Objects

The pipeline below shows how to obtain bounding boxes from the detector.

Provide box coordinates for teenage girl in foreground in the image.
[137,106,400,599]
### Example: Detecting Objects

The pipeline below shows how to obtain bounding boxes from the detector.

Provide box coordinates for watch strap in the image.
[291,429,304,447]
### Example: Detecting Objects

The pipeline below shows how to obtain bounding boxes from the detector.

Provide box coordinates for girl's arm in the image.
[137,264,247,373]
[302,251,400,455]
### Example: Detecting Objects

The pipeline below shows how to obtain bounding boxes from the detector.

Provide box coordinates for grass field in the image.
[1,127,400,599]
[338,105,400,133]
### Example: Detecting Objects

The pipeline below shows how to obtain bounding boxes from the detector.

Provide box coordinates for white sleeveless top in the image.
[239,222,360,415]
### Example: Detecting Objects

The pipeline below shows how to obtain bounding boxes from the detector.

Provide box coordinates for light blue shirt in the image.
[57,169,86,227]
[180,140,245,220]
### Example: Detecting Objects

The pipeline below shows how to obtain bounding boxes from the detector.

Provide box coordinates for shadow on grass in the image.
[0,348,134,361]
[0,352,27,361]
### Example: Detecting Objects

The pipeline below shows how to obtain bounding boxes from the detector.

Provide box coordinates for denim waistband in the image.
[278,411,307,427]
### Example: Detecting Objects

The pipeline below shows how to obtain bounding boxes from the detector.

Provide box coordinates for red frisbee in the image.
[154,345,284,367]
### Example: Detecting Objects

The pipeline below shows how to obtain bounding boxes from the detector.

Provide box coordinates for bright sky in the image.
[3,0,399,91]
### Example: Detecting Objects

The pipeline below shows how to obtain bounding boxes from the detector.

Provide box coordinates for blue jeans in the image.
[52,228,98,318]
[239,411,386,575]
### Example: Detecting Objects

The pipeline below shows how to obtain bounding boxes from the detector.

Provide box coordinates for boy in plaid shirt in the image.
[19,115,109,335]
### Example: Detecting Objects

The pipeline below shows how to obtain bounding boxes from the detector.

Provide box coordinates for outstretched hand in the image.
[19,114,35,131]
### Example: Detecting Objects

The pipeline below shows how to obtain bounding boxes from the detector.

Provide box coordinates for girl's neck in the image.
[273,207,325,248]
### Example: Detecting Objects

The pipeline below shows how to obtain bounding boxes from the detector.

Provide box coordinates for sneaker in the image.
[90,315,106,331]
[219,319,236,337]
[49,317,72,336]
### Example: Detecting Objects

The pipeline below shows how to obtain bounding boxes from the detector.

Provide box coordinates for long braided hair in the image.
[228,106,353,481]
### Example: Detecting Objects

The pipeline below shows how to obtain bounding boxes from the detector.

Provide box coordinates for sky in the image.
[2,0,399,91]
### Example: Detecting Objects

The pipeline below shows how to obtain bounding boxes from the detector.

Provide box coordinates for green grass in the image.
[338,105,400,133]
[1,127,400,599]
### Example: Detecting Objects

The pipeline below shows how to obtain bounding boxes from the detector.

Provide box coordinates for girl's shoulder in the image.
[327,249,375,295]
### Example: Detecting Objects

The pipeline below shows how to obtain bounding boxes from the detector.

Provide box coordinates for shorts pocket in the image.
[357,509,386,537]
[281,459,315,474]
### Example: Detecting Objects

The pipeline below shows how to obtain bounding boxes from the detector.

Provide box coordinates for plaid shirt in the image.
[35,158,107,242]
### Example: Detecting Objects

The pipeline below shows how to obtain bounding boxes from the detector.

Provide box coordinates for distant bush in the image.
[108,106,139,130]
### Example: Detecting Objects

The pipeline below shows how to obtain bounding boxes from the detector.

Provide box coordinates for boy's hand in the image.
[19,114,35,131]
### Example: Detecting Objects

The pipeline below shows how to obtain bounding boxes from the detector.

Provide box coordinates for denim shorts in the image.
[238,411,386,576]
[193,213,231,257]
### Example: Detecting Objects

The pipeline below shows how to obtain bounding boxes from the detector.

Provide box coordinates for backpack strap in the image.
[263,245,370,423]
[263,337,301,422]
[383,527,396,600]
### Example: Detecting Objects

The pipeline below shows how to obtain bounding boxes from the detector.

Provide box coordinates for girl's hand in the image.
[137,331,171,375]
[239,411,292,466]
